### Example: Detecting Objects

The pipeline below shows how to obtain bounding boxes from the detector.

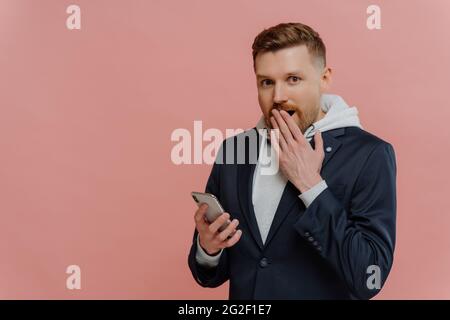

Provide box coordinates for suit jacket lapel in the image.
[236,129,264,250]
[237,162,264,250]
[263,180,299,247]
[315,128,345,169]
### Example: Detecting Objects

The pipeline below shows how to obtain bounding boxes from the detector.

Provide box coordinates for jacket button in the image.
[304,232,310,237]
[313,241,318,246]
[307,236,314,242]
[259,257,269,268]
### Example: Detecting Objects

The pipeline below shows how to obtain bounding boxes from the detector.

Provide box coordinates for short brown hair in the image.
[252,22,326,70]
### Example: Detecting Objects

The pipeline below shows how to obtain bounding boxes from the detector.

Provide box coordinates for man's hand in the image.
[270,109,325,194]
[194,203,242,256]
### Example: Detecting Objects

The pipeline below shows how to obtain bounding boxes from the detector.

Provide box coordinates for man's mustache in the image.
[272,103,297,110]
[272,103,298,116]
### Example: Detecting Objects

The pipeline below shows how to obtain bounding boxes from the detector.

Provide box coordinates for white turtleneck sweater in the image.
[196,94,363,267]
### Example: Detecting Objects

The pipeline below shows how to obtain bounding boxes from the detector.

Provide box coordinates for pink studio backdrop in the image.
[0,0,449,299]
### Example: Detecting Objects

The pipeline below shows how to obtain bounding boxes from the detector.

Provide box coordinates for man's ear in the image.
[320,67,332,92]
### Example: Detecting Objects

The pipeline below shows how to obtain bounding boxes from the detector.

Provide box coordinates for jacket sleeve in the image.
[188,142,230,288]
[293,142,397,299]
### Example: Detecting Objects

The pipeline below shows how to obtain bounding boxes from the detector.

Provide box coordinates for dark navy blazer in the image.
[188,126,397,300]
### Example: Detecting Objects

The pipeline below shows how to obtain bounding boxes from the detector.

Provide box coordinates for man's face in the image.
[255,45,332,133]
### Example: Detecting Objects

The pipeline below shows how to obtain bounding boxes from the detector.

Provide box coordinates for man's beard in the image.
[296,106,319,133]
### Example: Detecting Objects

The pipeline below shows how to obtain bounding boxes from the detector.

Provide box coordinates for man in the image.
[188,22,396,299]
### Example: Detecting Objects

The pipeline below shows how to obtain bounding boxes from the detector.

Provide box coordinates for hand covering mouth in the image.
[272,109,296,116]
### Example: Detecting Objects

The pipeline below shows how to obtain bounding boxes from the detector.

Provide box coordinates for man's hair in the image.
[252,22,326,70]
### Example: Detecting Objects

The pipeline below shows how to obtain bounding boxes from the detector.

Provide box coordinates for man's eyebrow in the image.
[256,71,303,78]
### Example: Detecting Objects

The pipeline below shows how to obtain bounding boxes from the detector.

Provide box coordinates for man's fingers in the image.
[272,109,294,144]
[224,229,242,247]
[194,203,208,224]
[208,212,230,234]
[270,116,287,151]
[217,219,239,241]
[280,110,303,141]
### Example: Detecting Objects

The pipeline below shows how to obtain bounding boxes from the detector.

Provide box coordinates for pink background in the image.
[0,0,449,299]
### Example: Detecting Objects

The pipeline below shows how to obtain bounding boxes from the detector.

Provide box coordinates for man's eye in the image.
[288,76,301,83]
[261,79,273,87]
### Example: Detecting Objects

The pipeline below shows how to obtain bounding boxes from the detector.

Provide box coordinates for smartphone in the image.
[191,191,230,232]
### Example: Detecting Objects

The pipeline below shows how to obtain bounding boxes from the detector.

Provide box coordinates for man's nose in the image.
[273,83,288,105]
